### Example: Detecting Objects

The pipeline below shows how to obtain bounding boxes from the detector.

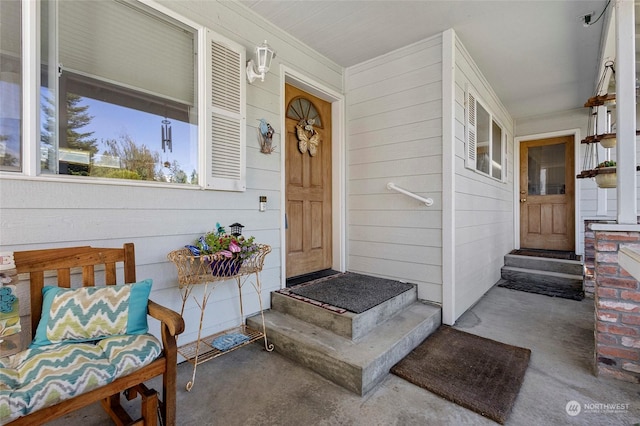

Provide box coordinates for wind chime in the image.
[161,118,172,168]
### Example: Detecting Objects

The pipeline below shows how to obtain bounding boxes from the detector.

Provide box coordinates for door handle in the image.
[520,198,527,203]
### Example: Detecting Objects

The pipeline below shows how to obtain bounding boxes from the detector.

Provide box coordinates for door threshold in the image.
[286,269,341,288]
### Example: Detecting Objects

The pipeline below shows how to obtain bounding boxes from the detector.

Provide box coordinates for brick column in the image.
[593,228,640,383]
[583,220,597,297]
[584,219,616,298]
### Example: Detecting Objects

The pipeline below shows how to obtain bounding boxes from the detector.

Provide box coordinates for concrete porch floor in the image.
[50,285,639,425]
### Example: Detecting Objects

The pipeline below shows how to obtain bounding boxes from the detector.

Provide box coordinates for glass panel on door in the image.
[527,143,566,195]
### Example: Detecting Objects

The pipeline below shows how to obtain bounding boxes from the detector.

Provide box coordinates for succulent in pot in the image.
[596,160,616,168]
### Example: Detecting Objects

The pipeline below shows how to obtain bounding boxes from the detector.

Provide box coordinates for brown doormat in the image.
[391,326,531,424]
[510,248,580,261]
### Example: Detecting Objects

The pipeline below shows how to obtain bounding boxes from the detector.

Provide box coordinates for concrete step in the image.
[504,254,583,276]
[501,265,583,289]
[271,285,417,341]
[247,301,441,396]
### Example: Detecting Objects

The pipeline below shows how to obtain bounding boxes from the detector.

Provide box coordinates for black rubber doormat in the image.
[287,272,414,314]
[497,279,584,301]
[510,249,580,261]
[286,269,341,287]
[391,326,531,425]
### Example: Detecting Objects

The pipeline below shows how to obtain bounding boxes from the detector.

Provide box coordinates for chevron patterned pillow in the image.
[30,279,152,348]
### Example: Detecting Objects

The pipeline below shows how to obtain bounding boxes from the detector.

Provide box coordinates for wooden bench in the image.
[2,243,184,425]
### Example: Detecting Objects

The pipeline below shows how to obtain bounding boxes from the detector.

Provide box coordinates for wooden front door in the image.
[285,84,332,278]
[520,136,575,251]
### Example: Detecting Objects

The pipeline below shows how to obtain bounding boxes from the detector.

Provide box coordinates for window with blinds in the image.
[465,86,505,181]
[34,0,246,190]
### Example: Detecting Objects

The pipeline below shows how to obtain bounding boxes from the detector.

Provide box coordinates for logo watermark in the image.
[566,400,631,416]
[566,401,581,416]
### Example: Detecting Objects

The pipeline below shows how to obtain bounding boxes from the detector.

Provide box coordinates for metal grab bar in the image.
[386,182,433,207]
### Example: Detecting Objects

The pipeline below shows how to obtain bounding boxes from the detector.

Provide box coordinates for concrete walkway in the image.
[51,286,639,425]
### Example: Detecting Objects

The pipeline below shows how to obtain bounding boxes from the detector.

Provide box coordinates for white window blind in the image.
[1,0,21,58]
[204,29,246,191]
[58,0,195,106]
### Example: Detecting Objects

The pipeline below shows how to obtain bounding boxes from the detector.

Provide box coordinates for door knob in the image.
[520,198,527,203]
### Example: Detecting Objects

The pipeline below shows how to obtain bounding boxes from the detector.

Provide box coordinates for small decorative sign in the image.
[0,252,15,270]
[0,254,21,346]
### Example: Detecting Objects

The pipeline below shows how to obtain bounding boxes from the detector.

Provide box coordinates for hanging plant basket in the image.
[599,134,616,149]
[594,166,617,188]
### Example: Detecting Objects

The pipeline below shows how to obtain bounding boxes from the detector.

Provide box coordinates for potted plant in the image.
[595,160,616,188]
[185,223,259,276]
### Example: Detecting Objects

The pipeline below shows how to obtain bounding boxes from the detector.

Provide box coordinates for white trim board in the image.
[619,246,640,283]
[441,29,456,326]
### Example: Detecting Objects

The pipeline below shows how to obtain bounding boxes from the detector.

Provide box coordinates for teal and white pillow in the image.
[30,279,152,348]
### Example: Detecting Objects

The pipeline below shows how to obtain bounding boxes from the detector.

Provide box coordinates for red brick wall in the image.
[584,219,616,298]
[583,220,597,297]
[592,228,640,383]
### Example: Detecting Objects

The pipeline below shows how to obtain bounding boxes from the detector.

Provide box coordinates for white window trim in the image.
[9,0,247,191]
[465,85,507,183]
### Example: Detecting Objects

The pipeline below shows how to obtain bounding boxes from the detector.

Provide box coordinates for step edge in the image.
[250,303,440,366]
[505,254,583,265]
[272,286,418,339]
[249,304,441,395]
[501,265,583,280]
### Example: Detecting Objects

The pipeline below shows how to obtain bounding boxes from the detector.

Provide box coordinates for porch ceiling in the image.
[240,0,610,120]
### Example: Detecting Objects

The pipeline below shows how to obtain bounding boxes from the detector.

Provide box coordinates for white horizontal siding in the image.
[346,34,443,302]
[0,0,343,348]
[452,35,515,320]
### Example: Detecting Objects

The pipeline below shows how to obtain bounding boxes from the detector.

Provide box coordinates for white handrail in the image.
[386,182,433,207]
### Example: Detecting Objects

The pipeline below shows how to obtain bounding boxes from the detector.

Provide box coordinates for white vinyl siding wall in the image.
[0,0,343,347]
[345,35,444,303]
[453,36,514,319]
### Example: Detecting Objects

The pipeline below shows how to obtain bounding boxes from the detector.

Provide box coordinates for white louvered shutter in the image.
[204,30,246,191]
[465,89,477,170]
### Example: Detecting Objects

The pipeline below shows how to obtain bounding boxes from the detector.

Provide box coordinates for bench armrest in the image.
[148,300,185,337]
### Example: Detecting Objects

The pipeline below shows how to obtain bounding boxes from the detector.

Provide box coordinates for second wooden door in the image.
[520,135,575,251]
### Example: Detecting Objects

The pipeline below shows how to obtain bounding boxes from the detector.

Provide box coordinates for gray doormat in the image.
[287,272,414,314]
[391,326,531,425]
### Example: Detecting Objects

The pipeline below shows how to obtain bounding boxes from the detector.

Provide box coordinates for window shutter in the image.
[465,89,477,170]
[204,30,246,191]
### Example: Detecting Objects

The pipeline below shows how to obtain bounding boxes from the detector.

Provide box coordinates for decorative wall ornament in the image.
[296,119,320,156]
[258,119,275,154]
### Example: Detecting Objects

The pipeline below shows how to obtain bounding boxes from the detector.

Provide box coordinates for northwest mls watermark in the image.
[566,400,631,416]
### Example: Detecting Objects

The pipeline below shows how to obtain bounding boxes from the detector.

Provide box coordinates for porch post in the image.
[615,0,637,224]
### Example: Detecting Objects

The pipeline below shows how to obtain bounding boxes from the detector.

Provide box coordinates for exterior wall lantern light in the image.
[246,40,276,83]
